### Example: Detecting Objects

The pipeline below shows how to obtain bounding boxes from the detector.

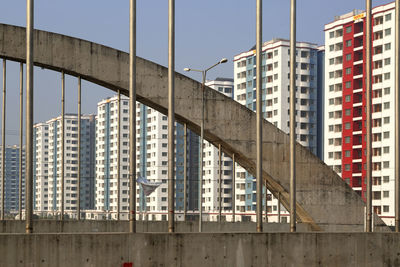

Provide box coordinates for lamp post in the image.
[184,58,227,232]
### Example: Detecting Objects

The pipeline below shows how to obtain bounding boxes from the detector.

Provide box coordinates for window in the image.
[329,85,334,92]
[345,150,351,157]
[346,54,351,61]
[329,45,334,52]
[384,102,390,109]
[345,95,351,102]
[383,206,389,213]
[384,58,391,66]
[385,28,391,36]
[345,81,351,89]
[384,73,390,80]
[329,58,334,65]
[385,13,392,21]
[329,72,334,78]
[345,136,351,143]
[383,161,389,169]
[345,109,351,116]
[384,43,391,51]
[345,67,351,75]
[346,39,352,47]
[344,122,351,130]
[384,87,390,95]
[329,31,335,38]
[383,147,389,154]
[344,164,351,171]
[383,176,390,183]
[346,26,352,33]
[384,132,390,139]
[384,117,390,124]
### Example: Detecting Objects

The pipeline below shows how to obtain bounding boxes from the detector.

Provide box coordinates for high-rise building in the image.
[0,145,25,215]
[202,78,235,221]
[33,114,96,218]
[324,3,395,225]
[233,38,320,222]
[95,96,199,220]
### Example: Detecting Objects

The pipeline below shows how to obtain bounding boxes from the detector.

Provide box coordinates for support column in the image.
[129,0,137,233]
[1,59,6,221]
[265,187,268,223]
[256,0,263,233]
[77,77,81,220]
[19,63,23,220]
[395,0,400,232]
[278,192,281,223]
[232,153,235,223]
[61,72,65,221]
[289,0,297,233]
[183,123,187,221]
[168,0,175,233]
[25,0,34,233]
[365,0,373,233]
[218,144,222,223]
[117,90,121,221]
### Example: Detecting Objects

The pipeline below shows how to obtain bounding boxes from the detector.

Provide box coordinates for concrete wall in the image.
[0,220,313,233]
[0,232,399,266]
[0,24,387,231]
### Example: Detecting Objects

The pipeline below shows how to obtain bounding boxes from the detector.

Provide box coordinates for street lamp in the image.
[184,58,228,233]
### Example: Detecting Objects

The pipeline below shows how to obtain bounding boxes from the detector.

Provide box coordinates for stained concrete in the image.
[0,24,387,231]
[0,232,400,267]
[0,220,315,233]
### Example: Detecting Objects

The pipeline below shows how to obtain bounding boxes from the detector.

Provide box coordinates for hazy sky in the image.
[0,0,393,144]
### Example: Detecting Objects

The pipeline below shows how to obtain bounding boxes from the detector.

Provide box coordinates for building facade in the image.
[33,114,96,218]
[324,3,396,225]
[95,96,199,220]
[0,145,25,215]
[233,38,320,222]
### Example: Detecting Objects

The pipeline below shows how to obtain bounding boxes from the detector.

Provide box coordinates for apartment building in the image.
[0,145,25,214]
[324,3,396,225]
[95,96,199,220]
[233,38,320,222]
[33,114,96,218]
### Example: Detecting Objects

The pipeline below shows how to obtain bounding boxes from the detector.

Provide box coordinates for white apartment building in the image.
[95,96,199,220]
[34,114,96,218]
[202,78,235,221]
[233,38,320,222]
[324,3,396,225]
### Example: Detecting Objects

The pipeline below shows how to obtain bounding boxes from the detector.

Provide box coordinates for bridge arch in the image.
[0,23,386,231]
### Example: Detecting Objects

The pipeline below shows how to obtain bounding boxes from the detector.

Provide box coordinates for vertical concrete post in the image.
[183,123,187,221]
[395,0,400,232]
[19,63,23,220]
[117,90,121,221]
[61,72,65,221]
[168,0,175,233]
[77,77,81,220]
[218,144,222,222]
[265,187,268,223]
[232,153,235,223]
[199,72,205,232]
[129,0,137,233]
[289,0,297,233]
[278,192,281,223]
[1,59,6,221]
[25,0,34,233]
[256,0,263,233]
[365,0,372,233]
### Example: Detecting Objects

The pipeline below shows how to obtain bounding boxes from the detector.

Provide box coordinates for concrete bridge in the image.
[0,23,387,232]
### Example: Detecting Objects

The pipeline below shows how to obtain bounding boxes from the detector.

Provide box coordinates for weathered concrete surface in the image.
[1,232,400,267]
[0,220,315,233]
[0,24,387,231]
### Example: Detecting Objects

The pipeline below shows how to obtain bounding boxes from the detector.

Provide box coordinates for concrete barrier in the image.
[0,220,314,233]
[1,232,399,266]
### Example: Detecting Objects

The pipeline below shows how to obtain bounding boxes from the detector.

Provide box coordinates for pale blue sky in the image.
[0,0,393,144]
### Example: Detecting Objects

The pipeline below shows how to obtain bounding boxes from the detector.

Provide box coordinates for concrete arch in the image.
[0,23,386,231]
